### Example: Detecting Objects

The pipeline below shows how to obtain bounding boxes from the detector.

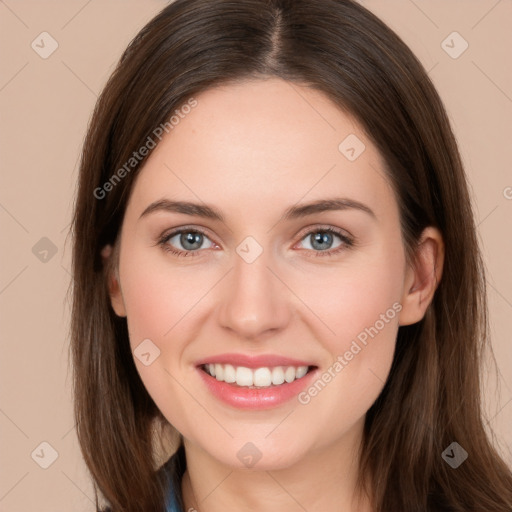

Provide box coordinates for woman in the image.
[69,0,512,511]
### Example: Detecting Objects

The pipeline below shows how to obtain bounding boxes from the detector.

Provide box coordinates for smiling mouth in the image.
[200,363,316,388]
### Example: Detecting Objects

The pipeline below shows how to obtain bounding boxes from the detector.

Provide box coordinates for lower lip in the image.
[197,366,318,410]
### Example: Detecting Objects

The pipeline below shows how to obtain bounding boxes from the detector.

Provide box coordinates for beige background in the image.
[0,1,511,510]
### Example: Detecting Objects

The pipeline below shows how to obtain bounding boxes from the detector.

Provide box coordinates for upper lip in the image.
[195,353,316,369]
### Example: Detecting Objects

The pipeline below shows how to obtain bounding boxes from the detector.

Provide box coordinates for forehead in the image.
[125,78,397,224]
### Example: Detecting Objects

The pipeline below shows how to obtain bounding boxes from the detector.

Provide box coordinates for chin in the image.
[202,436,311,471]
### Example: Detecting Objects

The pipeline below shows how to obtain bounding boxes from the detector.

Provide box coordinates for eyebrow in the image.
[138,197,376,222]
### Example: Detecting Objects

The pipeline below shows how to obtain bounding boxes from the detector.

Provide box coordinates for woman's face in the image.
[107,78,424,470]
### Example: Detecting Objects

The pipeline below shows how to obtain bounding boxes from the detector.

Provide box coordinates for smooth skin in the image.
[102,78,444,512]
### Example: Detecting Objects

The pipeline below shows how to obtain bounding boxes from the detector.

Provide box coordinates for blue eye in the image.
[297,228,354,257]
[158,228,214,257]
[157,226,354,258]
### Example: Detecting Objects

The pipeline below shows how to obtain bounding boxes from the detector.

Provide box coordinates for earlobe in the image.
[398,227,444,326]
[101,244,127,318]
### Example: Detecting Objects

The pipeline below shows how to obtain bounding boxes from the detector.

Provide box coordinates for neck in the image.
[180,418,373,512]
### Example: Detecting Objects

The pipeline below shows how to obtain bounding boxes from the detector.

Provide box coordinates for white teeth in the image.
[215,363,224,381]
[295,366,308,379]
[223,364,236,383]
[203,364,310,387]
[271,366,285,385]
[253,367,272,387]
[236,366,253,386]
[284,366,296,383]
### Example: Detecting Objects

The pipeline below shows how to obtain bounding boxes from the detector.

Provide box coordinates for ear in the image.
[398,227,445,326]
[101,244,127,318]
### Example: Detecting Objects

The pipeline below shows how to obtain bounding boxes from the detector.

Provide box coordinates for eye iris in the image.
[181,232,203,250]
[311,232,333,250]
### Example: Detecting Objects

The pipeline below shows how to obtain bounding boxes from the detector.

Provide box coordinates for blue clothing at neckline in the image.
[166,483,182,512]
[163,457,183,512]
[162,444,186,512]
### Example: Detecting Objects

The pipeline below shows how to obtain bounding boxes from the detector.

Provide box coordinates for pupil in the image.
[182,232,202,250]
[312,232,332,250]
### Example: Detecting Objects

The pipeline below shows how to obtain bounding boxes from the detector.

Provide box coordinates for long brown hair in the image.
[68,0,512,510]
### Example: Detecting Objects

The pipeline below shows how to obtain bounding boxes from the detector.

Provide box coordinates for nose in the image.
[217,247,291,341]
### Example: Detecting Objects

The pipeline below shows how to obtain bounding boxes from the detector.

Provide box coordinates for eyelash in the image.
[156,225,355,259]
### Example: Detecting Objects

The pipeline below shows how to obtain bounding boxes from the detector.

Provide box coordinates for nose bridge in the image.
[217,237,289,338]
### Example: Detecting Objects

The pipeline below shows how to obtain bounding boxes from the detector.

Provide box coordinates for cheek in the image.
[293,243,404,420]
[120,249,211,353]
[119,251,209,433]
[301,242,405,353]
